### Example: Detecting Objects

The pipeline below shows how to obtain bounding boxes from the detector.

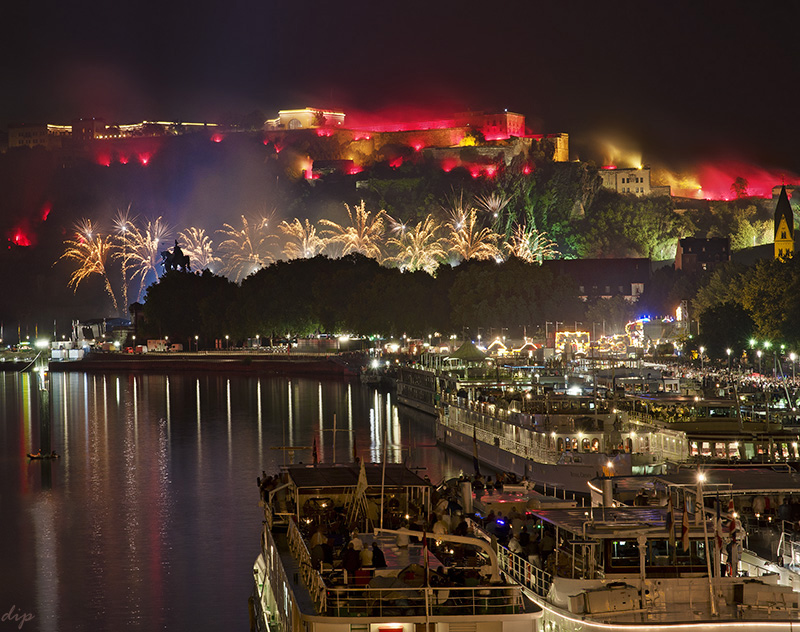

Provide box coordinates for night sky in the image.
[3,1,800,171]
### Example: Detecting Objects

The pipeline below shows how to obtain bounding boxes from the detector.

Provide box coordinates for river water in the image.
[0,371,471,631]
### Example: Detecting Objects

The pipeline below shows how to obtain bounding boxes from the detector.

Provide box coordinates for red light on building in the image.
[412,142,424,152]
[348,166,363,175]
[119,155,129,165]
[470,168,481,179]
[138,153,151,166]
[522,164,532,175]
[211,134,223,143]
[97,154,111,167]
[601,165,617,170]
[485,165,497,178]
[441,157,458,173]
[316,128,333,137]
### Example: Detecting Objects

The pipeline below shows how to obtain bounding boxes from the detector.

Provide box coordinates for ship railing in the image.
[261,526,289,632]
[287,519,328,612]
[324,583,524,617]
[497,544,553,599]
[443,412,558,464]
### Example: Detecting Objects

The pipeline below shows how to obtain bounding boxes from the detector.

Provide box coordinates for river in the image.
[0,370,471,631]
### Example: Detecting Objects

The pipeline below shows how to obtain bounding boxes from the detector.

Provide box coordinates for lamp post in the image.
[764,341,772,377]
[791,352,797,381]
[757,350,762,375]
[699,346,705,372]
[726,348,732,372]
[225,334,229,351]
[195,335,199,352]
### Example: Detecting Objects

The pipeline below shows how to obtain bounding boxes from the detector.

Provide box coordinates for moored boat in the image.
[252,462,542,632]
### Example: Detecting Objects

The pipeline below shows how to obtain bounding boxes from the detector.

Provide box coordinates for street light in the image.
[195,335,199,352]
[757,349,762,374]
[225,334,229,351]
[699,346,705,371]
[726,348,732,372]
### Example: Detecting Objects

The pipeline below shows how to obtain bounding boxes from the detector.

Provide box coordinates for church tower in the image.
[774,185,794,260]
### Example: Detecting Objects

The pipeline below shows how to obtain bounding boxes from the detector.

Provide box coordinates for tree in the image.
[731,176,749,199]
[698,301,755,359]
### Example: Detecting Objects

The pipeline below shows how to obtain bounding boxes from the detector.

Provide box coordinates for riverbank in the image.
[47,351,362,377]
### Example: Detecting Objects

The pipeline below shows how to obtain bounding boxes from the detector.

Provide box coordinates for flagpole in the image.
[696,472,717,616]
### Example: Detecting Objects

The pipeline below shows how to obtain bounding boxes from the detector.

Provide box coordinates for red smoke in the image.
[696,163,798,200]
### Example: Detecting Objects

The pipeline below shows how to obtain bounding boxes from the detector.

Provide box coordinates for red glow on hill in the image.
[11,230,31,246]
[441,157,459,173]
[97,154,111,167]
[687,163,800,200]
[316,128,333,137]
[412,142,424,152]
[41,203,51,221]
[522,163,532,175]
[138,153,151,166]
[353,133,371,141]
[602,165,617,170]
[348,166,363,175]
[389,157,403,168]
[210,134,224,143]
[119,155,129,165]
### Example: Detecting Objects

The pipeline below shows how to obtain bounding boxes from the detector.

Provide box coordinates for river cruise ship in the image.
[252,463,541,632]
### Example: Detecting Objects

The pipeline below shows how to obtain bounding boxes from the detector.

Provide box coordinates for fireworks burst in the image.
[475,191,511,219]
[445,207,501,262]
[178,227,220,272]
[278,218,326,259]
[319,201,387,260]
[217,215,276,282]
[387,214,447,274]
[112,206,136,311]
[59,219,120,313]
[505,224,560,264]
[122,216,172,300]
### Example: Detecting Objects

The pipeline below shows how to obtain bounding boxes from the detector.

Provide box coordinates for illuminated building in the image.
[674,237,730,273]
[8,123,71,149]
[597,165,670,196]
[773,184,795,260]
[265,108,346,130]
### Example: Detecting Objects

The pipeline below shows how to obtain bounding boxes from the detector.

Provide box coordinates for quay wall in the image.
[47,353,359,377]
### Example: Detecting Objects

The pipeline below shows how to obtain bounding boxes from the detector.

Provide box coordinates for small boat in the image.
[27,451,60,460]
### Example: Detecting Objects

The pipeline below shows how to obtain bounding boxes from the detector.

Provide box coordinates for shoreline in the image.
[45,352,362,377]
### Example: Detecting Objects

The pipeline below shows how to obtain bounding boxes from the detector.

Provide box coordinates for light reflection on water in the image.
[0,372,470,630]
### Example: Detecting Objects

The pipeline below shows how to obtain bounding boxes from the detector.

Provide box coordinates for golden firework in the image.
[445,207,501,262]
[386,214,447,274]
[178,227,221,272]
[217,215,276,282]
[319,201,386,260]
[121,216,172,300]
[504,224,559,264]
[278,218,326,259]
[59,219,120,313]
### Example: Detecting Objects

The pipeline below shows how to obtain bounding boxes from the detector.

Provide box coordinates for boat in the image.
[493,499,800,629]
[252,462,542,632]
[27,451,59,460]
[436,388,688,496]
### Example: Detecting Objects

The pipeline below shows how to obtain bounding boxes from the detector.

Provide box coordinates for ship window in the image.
[609,540,639,567]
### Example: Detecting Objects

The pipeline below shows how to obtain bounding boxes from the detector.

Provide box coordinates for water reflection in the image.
[0,373,471,631]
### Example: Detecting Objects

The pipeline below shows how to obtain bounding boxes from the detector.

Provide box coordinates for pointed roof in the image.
[448,340,487,361]
[774,185,794,240]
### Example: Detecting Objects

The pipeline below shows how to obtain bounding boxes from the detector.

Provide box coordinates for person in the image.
[350,531,364,551]
[310,526,327,549]
[508,534,523,554]
[372,541,387,568]
[396,523,410,548]
[342,543,361,582]
[360,543,373,567]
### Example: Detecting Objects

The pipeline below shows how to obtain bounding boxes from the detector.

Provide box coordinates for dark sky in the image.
[4,0,800,171]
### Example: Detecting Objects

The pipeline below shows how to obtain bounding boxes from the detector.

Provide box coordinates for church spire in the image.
[774,185,794,260]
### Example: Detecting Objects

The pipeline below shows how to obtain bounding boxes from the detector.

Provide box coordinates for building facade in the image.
[674,237,731,273]
[598,166,670,196]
